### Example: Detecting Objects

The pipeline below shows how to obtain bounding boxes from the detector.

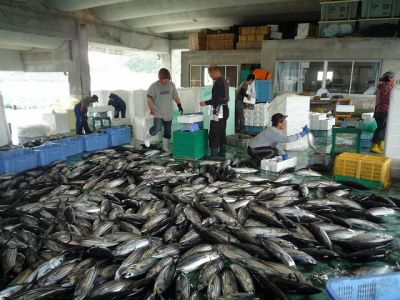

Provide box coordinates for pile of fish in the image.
[0,146,399,300]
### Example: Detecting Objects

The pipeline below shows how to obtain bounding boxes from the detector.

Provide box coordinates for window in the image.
[190,65,238,87]
[276,60,381,95]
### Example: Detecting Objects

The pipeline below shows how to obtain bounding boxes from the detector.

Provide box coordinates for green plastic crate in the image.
[334,175,386,189]
[173,129,208,160]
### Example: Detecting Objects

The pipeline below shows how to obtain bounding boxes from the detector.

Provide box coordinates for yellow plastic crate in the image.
[359,155,391,188]
[334,152,392,188]
[334,153,364,178]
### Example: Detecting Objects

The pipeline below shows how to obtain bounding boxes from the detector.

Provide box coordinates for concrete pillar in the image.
[160,53,172,73]
[69,22,91,100]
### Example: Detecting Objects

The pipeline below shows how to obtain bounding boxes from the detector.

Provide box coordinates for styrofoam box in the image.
[268,25,279,32]
[310,119,320,130]
[283,137,309,151]
[270,32,283,39]
[336,105,355,113]
[42,112,70,135]
[243,97,256,105]
[178,114,204,123]
[362,112,374,120]
[310,113,327,121]
[133,117,160,142]
[319,118,335,130]
[261,157,297,172]
[112,118,131,126]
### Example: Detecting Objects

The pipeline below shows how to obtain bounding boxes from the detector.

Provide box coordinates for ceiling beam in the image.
[125,0,319,29]
[48,0,132,12]
[93,0,299,22]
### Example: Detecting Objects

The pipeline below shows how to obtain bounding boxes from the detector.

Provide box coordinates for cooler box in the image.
[173,129,208,160]
[261,157,297,172]
[34,143,67,167]
[81,133,109,152]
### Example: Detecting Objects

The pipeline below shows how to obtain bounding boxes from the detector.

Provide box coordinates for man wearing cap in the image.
[74,95,98,135]
[247,113,310,167]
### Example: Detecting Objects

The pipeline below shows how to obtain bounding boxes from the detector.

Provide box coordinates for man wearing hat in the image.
[247,113,310,167]
[74,95,98,135]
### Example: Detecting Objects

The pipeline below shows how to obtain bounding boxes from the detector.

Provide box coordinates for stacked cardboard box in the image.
[206,33,234,50]
[236,26,269,49]
[188,32,206,51]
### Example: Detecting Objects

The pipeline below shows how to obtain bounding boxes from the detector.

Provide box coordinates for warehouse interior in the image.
[1,0,400,299]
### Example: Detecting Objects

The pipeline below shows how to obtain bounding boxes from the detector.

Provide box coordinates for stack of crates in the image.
[0,148,37,175]
[334,152,392,188]
[173,129,208,160]
[255,80,273,103]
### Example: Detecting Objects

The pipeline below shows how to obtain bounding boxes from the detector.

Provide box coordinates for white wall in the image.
[0,92,11,146]
[0,49,24,71]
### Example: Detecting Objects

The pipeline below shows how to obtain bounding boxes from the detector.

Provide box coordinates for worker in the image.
[371,71,397,154]
[235,74,255,133]
[145,68,183,153]
[200,65,229,159]
[108,93,126,118]
[74,95,98,135]
[247,113,310,167]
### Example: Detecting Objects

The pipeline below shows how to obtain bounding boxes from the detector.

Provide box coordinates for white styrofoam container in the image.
[385,87,400,176]
[270,32,283,39]
[283,136,309,150]
[42,112,70,135]
[362,112,374,120]
[133,117,160,142]
[243,97,256,105]
[336,105,355,113]
[310,113,327,121]
[310,119,320,130]
[261,157,297,172]
[319,118,335,130]
[112,118,132,126]
[268,25,279,32]
[177,114,204,123]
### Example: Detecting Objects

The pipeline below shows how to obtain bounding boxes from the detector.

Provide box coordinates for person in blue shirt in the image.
[108,93,127,118]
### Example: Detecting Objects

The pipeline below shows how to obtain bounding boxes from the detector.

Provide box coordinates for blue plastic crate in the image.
[360,138,372,148]
[34,143,67,167]
[103,126,131,147]
[245,126,264,135]
[255,80,273,102]
[178,122,204,132]
[0,148,23,175]
[81,133,109,152]
[14,149,37,173]
[53,136,83,157]
[327,272,400,300]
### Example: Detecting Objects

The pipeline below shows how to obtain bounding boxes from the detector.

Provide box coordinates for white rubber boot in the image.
[144,130,151,148]
[162,138,171,153]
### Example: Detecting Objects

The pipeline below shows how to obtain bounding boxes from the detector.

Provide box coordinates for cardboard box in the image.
[239,26,256,35]
[188,32,206,51]
[256,26,270,35]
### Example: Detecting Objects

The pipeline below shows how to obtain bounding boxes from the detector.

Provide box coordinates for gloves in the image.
[281,153,289,161]
[300,125,310,137]
[177,104,183,115]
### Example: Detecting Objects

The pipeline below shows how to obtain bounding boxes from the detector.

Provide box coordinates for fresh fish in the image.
[176,251,220,273]
[229,264,255,294]
[207,274,222,300]
[274,173,294,183]
[175,273,191,300]
[221,269,238,295]
[74,264,98,300]
[230,167,258,174]
[307,132,318,152]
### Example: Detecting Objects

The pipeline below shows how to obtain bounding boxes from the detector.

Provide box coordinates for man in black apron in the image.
[200,65,229,159]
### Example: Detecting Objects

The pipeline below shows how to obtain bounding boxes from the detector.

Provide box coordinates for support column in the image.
[69,22,91,100]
